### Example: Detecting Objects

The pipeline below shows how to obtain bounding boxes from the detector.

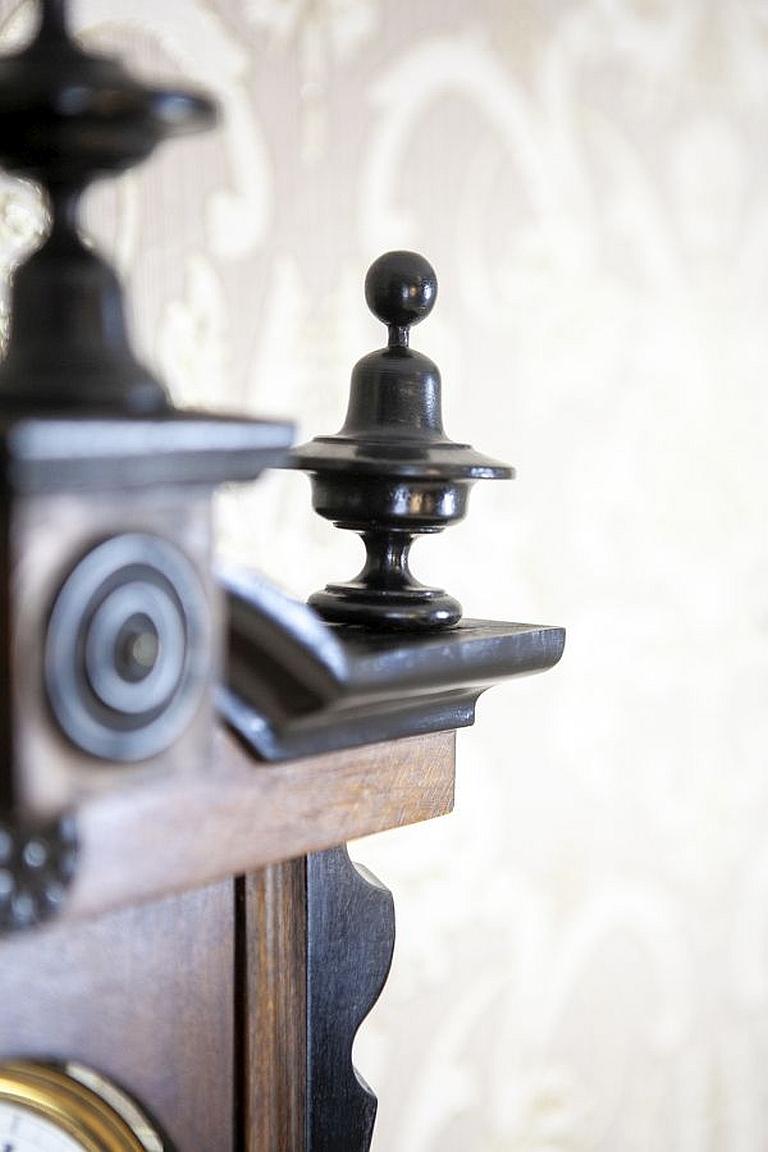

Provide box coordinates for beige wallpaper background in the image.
[3,0,768,1148]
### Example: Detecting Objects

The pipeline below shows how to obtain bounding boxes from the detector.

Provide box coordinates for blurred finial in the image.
[0,0,216,413]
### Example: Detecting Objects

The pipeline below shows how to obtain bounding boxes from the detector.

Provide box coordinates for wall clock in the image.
[0,1063,165,1151]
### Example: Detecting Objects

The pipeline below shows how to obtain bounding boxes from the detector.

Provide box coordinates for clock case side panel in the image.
[0,880,237,1152]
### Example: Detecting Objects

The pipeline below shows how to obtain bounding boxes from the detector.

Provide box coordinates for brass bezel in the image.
[0,1061,159,1150]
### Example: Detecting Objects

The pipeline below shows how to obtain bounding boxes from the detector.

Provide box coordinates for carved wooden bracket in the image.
[306,845,395,1152]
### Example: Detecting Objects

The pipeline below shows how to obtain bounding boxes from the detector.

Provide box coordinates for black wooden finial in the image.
[287,250,514,631]
[0,0,216,414]
[365,250,437,349]
[38,0,69,39]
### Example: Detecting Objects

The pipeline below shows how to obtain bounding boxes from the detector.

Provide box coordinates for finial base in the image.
[308,528,462,631]
[309,584,462,631]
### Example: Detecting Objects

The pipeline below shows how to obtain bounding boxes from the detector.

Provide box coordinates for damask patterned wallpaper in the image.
[3,0,768,1148]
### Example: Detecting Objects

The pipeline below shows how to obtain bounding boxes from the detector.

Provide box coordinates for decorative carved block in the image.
[6,488,216,816]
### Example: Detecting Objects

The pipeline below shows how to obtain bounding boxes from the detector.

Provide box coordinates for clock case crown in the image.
[0,1,292,824]
[0,0,564,934]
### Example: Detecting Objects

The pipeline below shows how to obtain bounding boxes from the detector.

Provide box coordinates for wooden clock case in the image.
[0,4,564,1150]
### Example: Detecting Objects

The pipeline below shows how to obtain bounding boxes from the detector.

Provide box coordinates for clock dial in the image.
[0,1100,86,1150]
[0,1064,164,1152]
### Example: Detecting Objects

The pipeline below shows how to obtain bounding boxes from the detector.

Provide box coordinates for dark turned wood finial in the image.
[287,250,514,631]
[0,0,216,415]
[365,249,437,349]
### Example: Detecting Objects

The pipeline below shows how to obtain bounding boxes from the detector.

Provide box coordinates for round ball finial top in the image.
[364,251,437,346]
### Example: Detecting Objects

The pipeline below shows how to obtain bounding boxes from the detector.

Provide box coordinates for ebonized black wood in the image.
[221,566,565,760]
[306,846,395,1152]
[285,251,513,630]
[0,0,212,414]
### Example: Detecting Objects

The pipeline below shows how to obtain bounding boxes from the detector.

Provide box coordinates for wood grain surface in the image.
[65,728,455,922]
[0,881,236,1152]
[242,861,307,1152]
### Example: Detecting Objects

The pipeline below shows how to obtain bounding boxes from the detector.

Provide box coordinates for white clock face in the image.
[0,1064,162,1152]
[0,1101,86,1150]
